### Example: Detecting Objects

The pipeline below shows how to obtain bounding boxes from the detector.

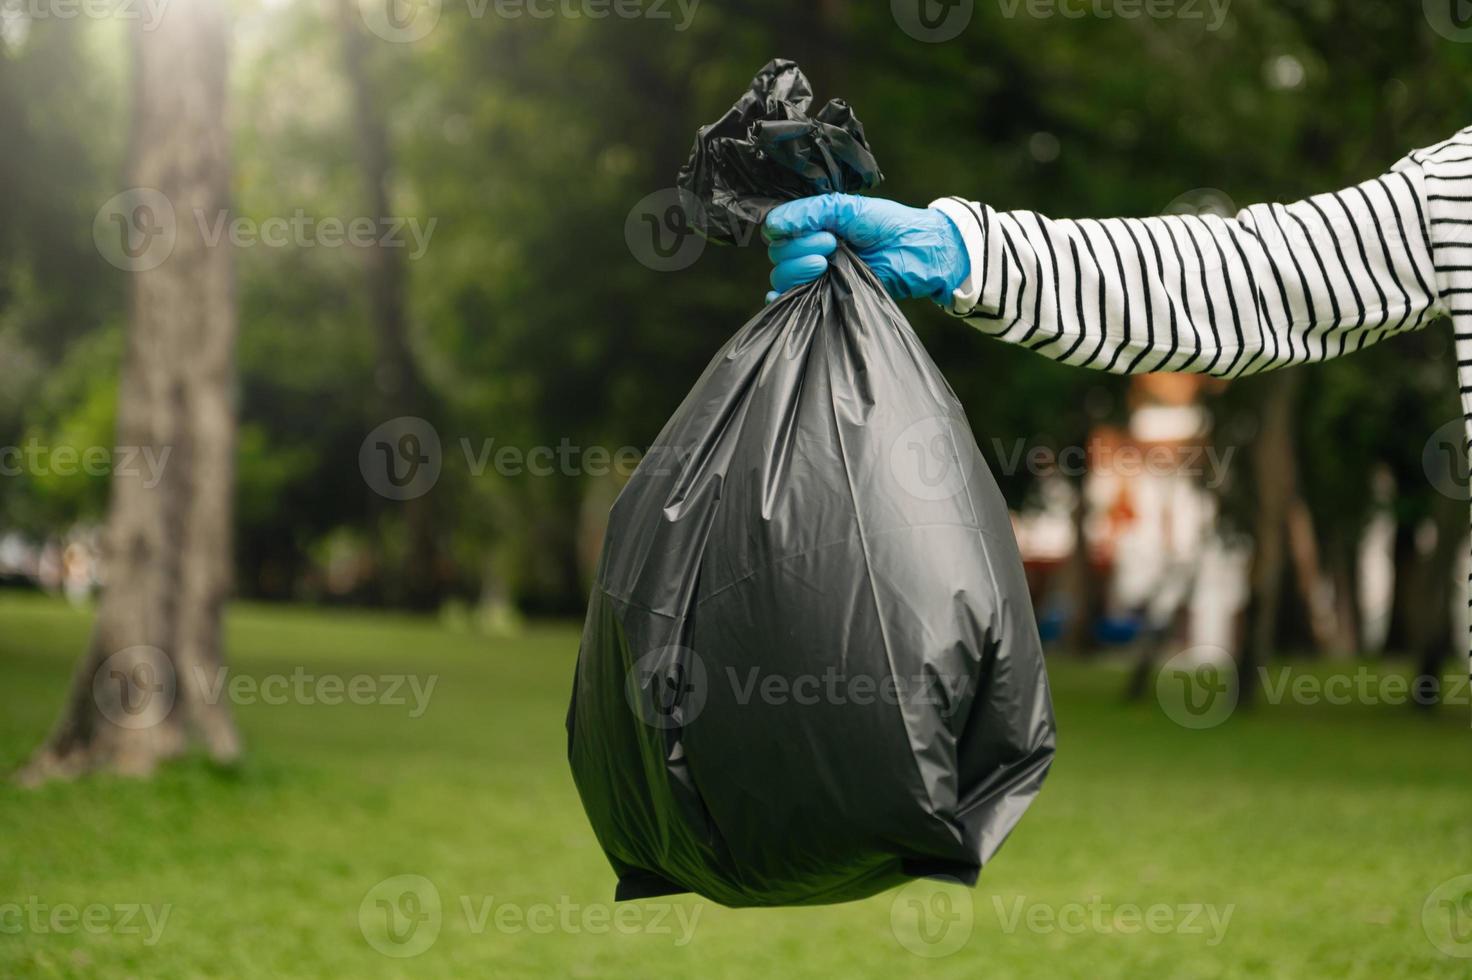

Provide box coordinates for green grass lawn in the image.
[1,592,1469,979]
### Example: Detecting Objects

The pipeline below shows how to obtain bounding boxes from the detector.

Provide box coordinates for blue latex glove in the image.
[763,194,970,305]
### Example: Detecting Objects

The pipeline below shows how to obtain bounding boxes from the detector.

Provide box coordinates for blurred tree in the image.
[336,0,441,609]
[0,17,126,536]
[4,0,1472,688]
[18,0,242,783]
[1239,371,1299,708]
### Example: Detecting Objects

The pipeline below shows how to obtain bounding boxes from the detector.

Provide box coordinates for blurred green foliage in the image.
[1,0,1470,613]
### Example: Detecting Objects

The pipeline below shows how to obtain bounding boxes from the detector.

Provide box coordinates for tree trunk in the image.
[1325,529,1361,658]
[1239,371,1300,708]
[1124,598,1190,702]
[1286,496,1333,653]
[1410,492,1465,708]
[337,0,439,610]
[1384,518,1418,653]
[1058,483,1102,654]
[792,0,846,93]
[17,0,241,784]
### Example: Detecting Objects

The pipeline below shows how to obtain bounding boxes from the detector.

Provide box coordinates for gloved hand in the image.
[763,194,970,305]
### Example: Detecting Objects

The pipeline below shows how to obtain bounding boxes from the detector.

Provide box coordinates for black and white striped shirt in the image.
[931,126,1472,674]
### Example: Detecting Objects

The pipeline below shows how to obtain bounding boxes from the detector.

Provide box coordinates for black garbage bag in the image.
[566,59,1055,908]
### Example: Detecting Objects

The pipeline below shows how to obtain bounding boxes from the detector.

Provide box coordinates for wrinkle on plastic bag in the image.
[567,59,1055,908]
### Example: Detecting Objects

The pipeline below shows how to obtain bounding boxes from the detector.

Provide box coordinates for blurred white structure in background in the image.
[0,531,38,581]
[0,527,101,605]
[1103,375,1248,651]
[1014,374,1248,654]
[1014,375,1459,660]
[1357,501,1395,653]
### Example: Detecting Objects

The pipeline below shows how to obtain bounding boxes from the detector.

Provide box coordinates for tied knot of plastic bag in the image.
[676,59,883,246]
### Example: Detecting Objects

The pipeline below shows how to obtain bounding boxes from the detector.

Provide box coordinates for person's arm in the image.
[766,130,1472,378]
[930,164,1444,377]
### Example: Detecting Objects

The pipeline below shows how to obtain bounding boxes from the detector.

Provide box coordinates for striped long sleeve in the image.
[1417,128,1472,677]
[938,126,1472,684]
[930,152,1451,377]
